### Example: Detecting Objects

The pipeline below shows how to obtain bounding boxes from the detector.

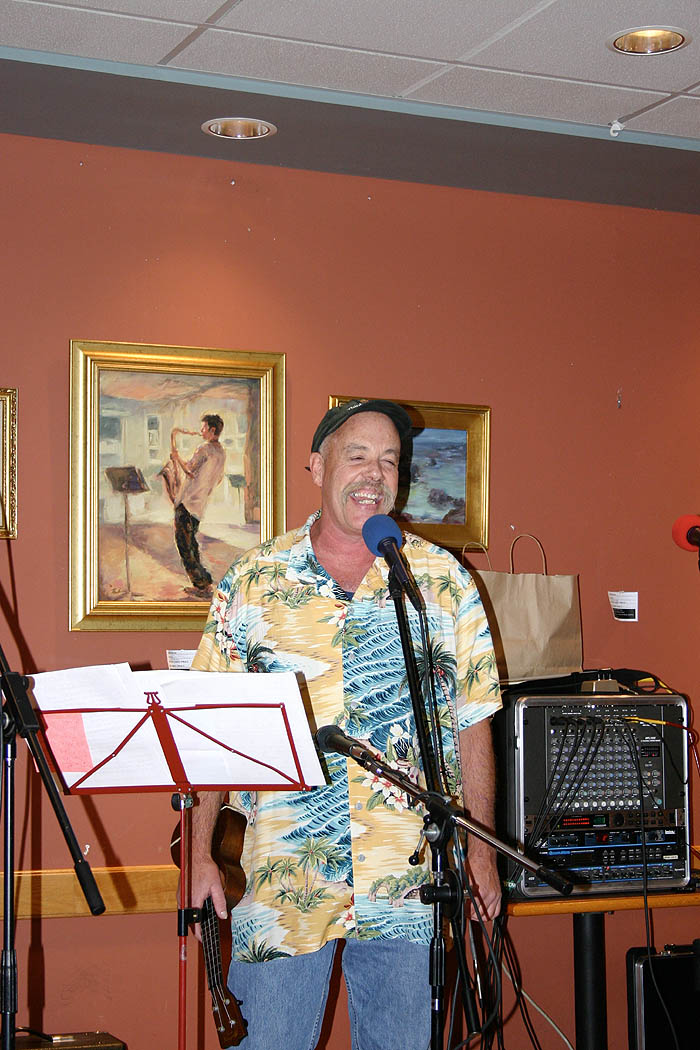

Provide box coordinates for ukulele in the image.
[172,804,248,1047]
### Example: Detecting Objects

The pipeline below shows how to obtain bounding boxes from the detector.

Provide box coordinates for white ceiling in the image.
[2,0,700,212]
[2,0,700,144]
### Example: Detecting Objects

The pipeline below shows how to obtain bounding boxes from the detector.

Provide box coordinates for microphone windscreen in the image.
[362,514,403,555]
[315,724,345,752]
[672,513,700,551]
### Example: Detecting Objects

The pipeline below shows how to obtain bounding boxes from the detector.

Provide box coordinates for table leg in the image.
[573,911,608,1050]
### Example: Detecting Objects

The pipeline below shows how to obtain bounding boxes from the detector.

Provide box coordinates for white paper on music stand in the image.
[29,664,326,792]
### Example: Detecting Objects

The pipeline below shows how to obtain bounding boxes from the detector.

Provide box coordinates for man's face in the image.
[200,421,216,441]
[309,412,401,538]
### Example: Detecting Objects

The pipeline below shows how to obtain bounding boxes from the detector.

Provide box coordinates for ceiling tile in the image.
[217,0,543,61]
[0,3,194,63]
[37,0,218,18]
[470,0,700,93]
[623,95,700,137]
[408,67,666,127]
[171,28,445,96]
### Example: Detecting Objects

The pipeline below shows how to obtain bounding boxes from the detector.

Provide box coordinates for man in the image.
[169,413,226,598]
[189,398,501,1050]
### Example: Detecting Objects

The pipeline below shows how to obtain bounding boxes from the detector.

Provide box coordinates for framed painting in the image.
[0,388,18,540]
[329,396,490,551]
[70,341,285,631]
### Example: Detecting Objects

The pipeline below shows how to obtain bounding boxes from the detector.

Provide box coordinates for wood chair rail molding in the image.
[6,865,179,919]
[7,867,700,920]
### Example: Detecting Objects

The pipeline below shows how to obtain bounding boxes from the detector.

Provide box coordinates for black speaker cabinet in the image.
[626,943,700,1049]
[14,1034,125,1049]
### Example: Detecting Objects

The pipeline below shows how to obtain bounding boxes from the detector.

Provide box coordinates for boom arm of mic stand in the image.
[344,745,573,898]
[0,664,105,915]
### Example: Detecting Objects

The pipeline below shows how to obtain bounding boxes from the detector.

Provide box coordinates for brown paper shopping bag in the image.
[463,534,582,684]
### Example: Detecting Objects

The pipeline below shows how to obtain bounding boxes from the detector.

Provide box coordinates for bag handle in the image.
[509,533,547,575]
[460,542,493,570]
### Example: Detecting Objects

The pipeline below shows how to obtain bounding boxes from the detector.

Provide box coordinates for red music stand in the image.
[29,665,325,1050]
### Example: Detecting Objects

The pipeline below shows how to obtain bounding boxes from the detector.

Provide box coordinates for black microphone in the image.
[315,725,373,763]
[361,514,424,611]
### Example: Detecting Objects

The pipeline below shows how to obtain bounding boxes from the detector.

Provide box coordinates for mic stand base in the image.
[420,806,480,1046]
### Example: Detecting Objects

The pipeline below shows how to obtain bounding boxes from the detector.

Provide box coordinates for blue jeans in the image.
[227,938,430,1050]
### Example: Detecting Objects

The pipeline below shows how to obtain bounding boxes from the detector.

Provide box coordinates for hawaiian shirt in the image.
[191,512,501,962]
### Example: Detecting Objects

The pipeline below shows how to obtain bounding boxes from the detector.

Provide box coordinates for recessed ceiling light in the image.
[201,117,278,140]
[610,26,688,55]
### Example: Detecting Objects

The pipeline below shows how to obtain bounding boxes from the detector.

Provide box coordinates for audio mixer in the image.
[495,691,690,899]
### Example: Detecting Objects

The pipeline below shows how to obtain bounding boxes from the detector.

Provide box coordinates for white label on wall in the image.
[166,649,197,670]
[608,591,639,622]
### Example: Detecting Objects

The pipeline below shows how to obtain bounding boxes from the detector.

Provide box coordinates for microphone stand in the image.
[386,567,479,1046]
[334,741,573,1046]
[0,644,104,1050]
[384,567,571,1048]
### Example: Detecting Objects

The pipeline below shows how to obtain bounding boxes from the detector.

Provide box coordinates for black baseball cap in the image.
[310,399,413,454]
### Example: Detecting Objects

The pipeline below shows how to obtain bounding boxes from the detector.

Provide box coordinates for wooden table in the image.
[507,888,700,1050]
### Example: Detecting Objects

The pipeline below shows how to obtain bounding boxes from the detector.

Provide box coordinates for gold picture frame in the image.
[329,396,490,551]
[0,388,18,540]
[71,340,285,631]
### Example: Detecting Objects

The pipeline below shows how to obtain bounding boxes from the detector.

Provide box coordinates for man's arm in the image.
[178,790,228,940]
[170,428,199,478]
[459,717,501,920]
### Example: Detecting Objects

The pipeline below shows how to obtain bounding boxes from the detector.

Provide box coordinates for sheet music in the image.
[28,665,326,793]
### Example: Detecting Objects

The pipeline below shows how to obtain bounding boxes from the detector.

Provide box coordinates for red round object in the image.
[671,513,700,550]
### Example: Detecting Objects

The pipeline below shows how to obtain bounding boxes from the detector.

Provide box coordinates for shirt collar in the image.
[285,511,389,598]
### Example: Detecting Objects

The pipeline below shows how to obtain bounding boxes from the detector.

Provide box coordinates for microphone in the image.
[361,514,424,610]
[315,724,373,763]
[672,513,700,570]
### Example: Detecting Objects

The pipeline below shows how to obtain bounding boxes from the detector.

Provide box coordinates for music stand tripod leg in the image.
[1,714,17,1050]
[0,651,105,1050]
[173,792,197,1050]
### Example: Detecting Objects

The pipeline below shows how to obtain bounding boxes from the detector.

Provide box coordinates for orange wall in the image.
[1,132,699,1048]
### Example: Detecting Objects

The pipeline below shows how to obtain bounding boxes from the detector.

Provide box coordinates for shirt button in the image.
[357,854,365,863]
[355,802,363,810]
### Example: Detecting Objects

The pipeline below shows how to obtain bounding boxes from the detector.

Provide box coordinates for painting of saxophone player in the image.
[96,370,263,604]
[70,340,284,631]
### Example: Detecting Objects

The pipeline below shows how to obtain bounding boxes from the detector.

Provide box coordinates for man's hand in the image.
[178,855,228,942]
[465,848,501,920]
[177,790,227,942]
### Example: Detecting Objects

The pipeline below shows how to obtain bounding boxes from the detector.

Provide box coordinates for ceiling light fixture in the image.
[610,26,688,55]
[201,117,278,140]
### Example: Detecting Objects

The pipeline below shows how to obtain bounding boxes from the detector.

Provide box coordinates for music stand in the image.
[29,665,325,1050]
[103,467,149,598]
